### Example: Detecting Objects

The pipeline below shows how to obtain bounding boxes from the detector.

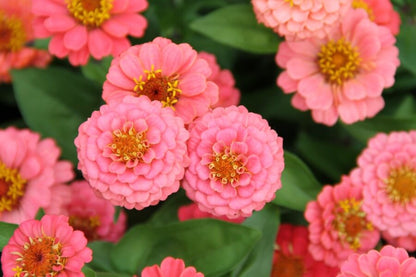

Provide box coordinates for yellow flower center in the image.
[272,253,304,277]
[69,215,100,241]
[333,198,373,250]
[109,124,149,163]
[0,161,27,212]
[66,0,113,27]
[208,149,247,187]
[317,38,361,85]
[133,66,182,109]
[12,236,67,277]
[0,12,26,52]
[352,0,375,21]
[284,0,294,7]
[385,166,416,204]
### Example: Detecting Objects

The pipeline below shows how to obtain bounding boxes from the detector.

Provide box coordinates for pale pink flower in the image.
[198,51,240,108]
[251,0,351,40]
[182,105,284,219]
[1,214,92,277]
[102,37,219,124]
[0,127,74,224]
[337,245,416,277]
[272,224,339,277]
[74,95,190,210]
[178,203,245,224]
[382,231,416,252]
[0,0,51,83]
[32,0,148,66]
[276,9,400,126]
[141,257,204,277]
[352,0,401,35]
[304,176,380,267]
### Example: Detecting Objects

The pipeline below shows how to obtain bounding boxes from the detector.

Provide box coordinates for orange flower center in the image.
[317,38,361,85]
[0,12,26,52]
[69,215,100,241]
[109,124,149,163]
[352,0,375,21]
[385,166,416,204]
[133,66,182,109]
[66,0,113,27]
[272,253,305,277]
[208,149,247,187]
[12,236,67,277]
[0,161,27,212]
[333,198,373,250]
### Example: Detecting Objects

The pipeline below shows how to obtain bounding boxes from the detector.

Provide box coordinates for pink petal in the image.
[63,25,88,51]
[88,29,113,59]
[44,14,77,33]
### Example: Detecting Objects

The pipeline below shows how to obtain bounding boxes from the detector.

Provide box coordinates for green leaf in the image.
[35,208,45,220]
[0,221,18,250]
[88,241,118,272]
[111,219,261,276]
[273,152,321,211]
[190,4,280,54]
[81,57,112,85]
[397,21,416,76]
[12,67,103,164]
[82,266,131,277]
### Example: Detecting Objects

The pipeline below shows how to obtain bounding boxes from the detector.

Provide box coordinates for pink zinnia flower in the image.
[178,203,245,224]
[0,0,51,83]
[102,37,219,124]
[276,9,400,126]
[198,51,240,108]
[0,127,74,224]
[32,0,148,66]
[182,105,284,219]
[74,95,190,210]
[1,214,92,277]
[382,231,416,252]
[352,0,401,35]
[304,176,380,267]
[272,224,339,277]
[251,0,351,40]
[337,245,416,277]
[141,257,204,277]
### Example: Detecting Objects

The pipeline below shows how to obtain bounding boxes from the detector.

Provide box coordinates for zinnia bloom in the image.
[74,95,190,210]
[141,257,204,277]
[178,203,245,224]
[102,37,219,124]
[0,0,51,83]
[0,127,74,224]
[272,224,339,277]
[276,9,400,126]
[304,176,380,267]
[32,0,148,66]
[1,214,92,277]
[251,0,351,40]
[382,231,416,252]
[182,105,284,219]
[337,245,416,276]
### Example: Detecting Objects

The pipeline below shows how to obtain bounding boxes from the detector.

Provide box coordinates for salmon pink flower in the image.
[276,9,399,126]
[1,214,92,277]
[304,176,380,267]
[337,245,416,277]
[141,257,204,277]
[382,232,416,252]
[178,203,244,224]
[32,0,148,66]
[182,105,284,219]
[102,37,219,124]
[74,95,190,210]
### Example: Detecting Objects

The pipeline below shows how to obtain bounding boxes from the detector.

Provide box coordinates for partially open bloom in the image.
[272,224,339,277]
[0,127,74,224]
[141,257,204,277]
[0,0,51,83]
[251,0,351,40]
[178,203,245,224]
[32,0,148,66]
[75,95,189,210]
[102,37,219,124]
[276,9,400,126]
[337,245,416,276]
[304,176,380,267]
[182,105,284,219]
[1,214,92,277]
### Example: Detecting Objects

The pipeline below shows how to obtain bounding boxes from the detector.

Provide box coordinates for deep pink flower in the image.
[251,0,351,40]
[337,245,416,277]
[74,95,190,210]
[31,0,148,66]
[276,9,399,126]
[141,257,204,277]
[1,214,92,277]
[0,127,74,224]
[182,105,284,219]
[102,37,219,124]
[304,176,380,267]
[178,203,245,224]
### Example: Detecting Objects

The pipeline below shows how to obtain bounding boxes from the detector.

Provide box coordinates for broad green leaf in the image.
[111,219,261,276]
[147,189,190,226]
[397,21,416,76]
[81,57,112,85]
[82,266,97,277]
[0,221,18,250]
[190,4,280,54]
[88,241,118,272]
[12,67,102,165]
[82,266,131,277]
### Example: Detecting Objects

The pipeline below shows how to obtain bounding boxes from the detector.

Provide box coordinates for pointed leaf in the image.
[0,221,18,250]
